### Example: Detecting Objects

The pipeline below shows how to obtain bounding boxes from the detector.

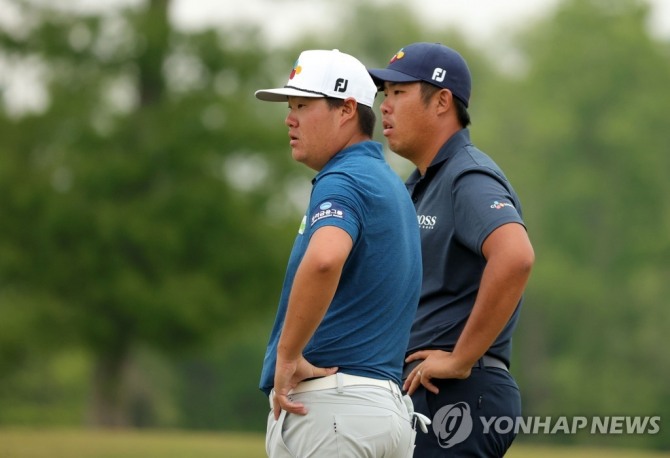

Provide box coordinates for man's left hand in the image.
[403,350,472,395]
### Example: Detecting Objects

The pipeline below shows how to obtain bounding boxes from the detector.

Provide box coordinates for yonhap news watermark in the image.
[433,402,661,449]
[480,414,661,435]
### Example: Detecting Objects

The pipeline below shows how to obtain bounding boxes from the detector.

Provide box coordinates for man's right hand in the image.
[272,356,338,420]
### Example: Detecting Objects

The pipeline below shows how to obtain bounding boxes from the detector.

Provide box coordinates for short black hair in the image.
[325,98,376,137]
[419,82,471,128]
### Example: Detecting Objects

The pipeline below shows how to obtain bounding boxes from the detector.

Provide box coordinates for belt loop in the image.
[336,373,344,394]
[478,358,485,369]
[391,380,400,398]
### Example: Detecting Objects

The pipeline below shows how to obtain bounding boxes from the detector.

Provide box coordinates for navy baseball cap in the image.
[368,42,472,107]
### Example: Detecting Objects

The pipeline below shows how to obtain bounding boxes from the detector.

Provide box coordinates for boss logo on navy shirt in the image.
[417,214,437,230]
[310,201,345,226]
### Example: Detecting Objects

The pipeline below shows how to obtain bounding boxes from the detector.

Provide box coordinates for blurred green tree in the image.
[477,0,670,449]
[0,0,300,426]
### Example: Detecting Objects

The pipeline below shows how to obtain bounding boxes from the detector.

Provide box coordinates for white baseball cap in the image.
[255,49,377,108]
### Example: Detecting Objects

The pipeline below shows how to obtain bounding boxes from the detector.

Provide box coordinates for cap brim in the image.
[367,68,421,88]
[255,87,325,102]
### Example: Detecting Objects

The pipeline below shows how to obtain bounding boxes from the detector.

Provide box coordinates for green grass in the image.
[0,429,667,457]
[506,444,669,458]
[0,429,265,458]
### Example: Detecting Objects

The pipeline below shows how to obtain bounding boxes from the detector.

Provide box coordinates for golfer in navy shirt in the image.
[369,42,535,457]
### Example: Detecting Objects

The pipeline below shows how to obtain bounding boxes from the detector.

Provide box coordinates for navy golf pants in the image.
[410,366,521,457]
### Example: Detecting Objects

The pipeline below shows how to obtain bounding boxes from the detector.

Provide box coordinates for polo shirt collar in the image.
[312,140,385,184]
[407,128,472,185]
[315,140,383,182]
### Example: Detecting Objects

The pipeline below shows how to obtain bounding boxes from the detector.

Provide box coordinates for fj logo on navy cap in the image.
[432,68,446,83]
[368,42,472,107]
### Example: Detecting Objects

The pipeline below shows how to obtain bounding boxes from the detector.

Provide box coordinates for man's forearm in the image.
[277,226,353,361]
[452,223,534,368]
[277,260,341,360]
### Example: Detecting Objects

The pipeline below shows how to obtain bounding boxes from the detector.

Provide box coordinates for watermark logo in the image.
[433,402,473,448]
[482,415,662,435]
[430,401,661,448]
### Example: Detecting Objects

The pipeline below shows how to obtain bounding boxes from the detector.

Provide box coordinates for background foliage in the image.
[0,0,668,451]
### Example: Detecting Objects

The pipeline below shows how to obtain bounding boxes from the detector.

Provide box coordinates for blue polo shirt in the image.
[260,140,422,395]
[406,129,525,368]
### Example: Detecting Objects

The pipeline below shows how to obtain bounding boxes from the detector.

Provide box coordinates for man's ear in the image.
[340,98,357,121]
[436,89,452,114]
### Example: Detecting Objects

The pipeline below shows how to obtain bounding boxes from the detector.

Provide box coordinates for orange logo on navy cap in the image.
[389,49,405,64]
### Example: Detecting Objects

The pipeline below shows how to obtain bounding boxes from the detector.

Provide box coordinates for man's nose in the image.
[285,113,296,127]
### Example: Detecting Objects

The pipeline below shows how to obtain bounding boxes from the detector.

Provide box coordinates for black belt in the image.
[477,355,509,372]
[402,354,508,380]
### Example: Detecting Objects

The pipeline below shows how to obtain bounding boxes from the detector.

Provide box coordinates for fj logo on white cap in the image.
[255,49,377,107]
[432,68,446,82]
[334,78,348,93]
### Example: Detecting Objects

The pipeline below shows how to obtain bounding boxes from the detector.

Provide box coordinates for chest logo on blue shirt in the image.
[490,200,515,210]
[310,201,345,226]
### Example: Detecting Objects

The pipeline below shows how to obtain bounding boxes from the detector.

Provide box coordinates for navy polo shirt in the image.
[406,129,525,367]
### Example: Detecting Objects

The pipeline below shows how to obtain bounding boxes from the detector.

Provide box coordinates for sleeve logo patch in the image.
[310,201,345,226]
[490,200,515,210]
